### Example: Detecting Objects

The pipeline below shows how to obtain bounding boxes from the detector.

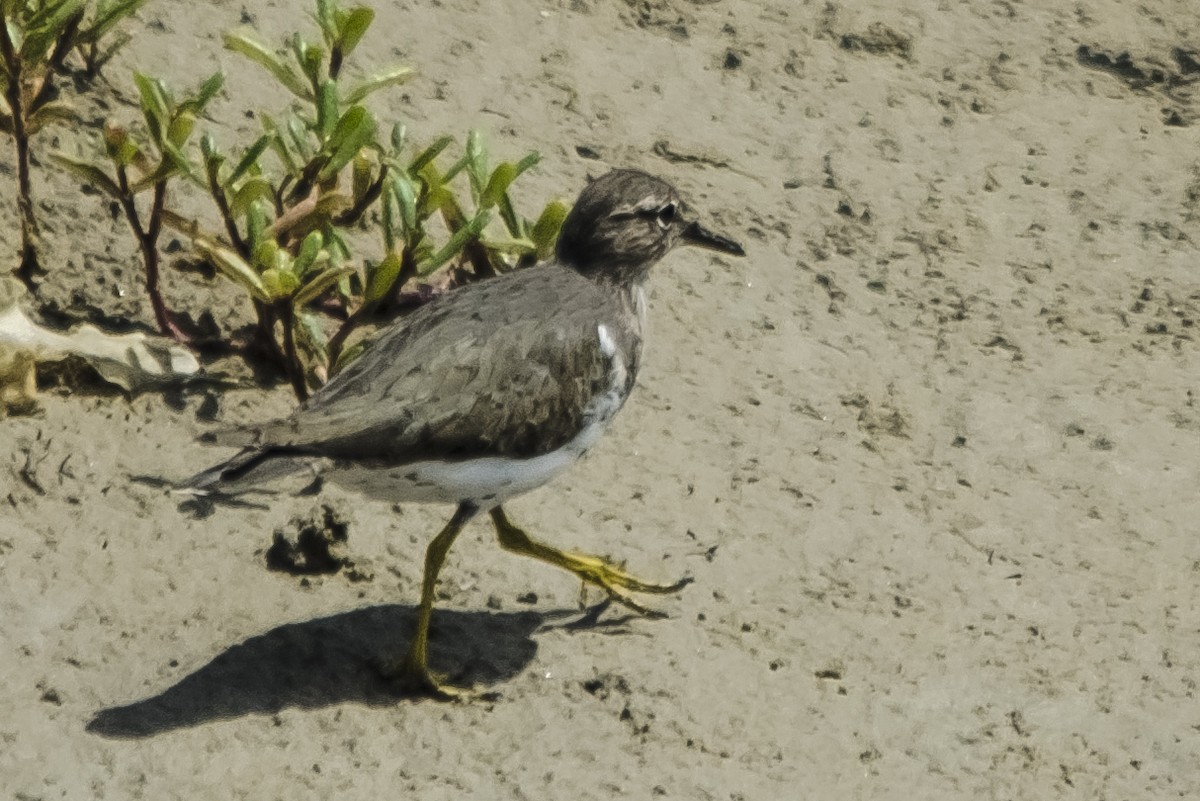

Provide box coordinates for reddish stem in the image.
[116,166,184,341]
[0,21,42,290]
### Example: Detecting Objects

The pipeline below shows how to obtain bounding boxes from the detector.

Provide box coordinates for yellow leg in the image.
[383,502,476,698]
[490,506,691,617]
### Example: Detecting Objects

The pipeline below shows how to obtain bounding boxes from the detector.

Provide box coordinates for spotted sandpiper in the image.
[185,169,745,696]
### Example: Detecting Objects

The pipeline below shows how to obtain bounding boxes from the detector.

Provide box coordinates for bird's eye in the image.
[658,203,677,223]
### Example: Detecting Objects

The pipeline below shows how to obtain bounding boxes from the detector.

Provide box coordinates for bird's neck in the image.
[560,251,656,288]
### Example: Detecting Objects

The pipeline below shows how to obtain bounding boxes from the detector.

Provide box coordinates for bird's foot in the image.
[561,551,692,617]
[377,654,492,702]
[490,507,692,617]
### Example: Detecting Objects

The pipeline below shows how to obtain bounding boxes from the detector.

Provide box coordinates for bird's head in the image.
[555,169,744,283]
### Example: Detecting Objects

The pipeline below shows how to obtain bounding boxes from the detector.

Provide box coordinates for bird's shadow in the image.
[87,604,557,739]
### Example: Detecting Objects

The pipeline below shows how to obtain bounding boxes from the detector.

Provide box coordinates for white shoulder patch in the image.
[597,324,617,357]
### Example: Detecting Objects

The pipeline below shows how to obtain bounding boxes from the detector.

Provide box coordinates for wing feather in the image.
[212,266,635,463]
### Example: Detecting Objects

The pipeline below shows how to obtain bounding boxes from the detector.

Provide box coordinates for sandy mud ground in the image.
[3,0,1199,798]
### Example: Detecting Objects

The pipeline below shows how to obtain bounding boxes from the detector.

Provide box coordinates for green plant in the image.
[181,0,419,398]
[70,0,152,77]
[323,128,569,369]
[0,0,148,288]
[52,0,567,400]
[171,0,566,398]
[54,71,222,341]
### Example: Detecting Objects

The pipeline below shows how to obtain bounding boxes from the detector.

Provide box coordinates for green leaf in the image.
[332,341,365,374]
[479,235,536,256]
[253,236,281,271]
[318,105,374,181]
[21,0,84,66]
[128,160,175,193]
[50,153,121,199]
[494,151,537,237]
[253,236,280,273]
[335,7,374,56]
[161,139,204,185]
[200,132,218,163]
[440,152,470,184]
[316,80,339,139]
[25,0,78,29]
[351,153,372,205]
[293,230,324,277]
[25,101,78,135]
[326,228,351,261]
[496,155,538,238]
[258,115,298,176]
[184,72,224,114]
[294,265,356,306]
[286,114,313,161]
[224,31,311,99]
[192,237,269,302]
[267,133,299,177]
[297,38,325,89]
[416,210,491,276]
[496,200,525,241]
[343,65,414,104]
[229,177,275,217]
[409,135,453,173]
[315,0,336,42]
[167,111,195,148]
[514,150,540,176]
[365,250,404,304]
[247,199,270,248]
[497,194,523,239]
[530,200,569,259]
[465,128,487,198]
[390,122,406,153]
[380,186,397,251]
[296,310,330,359]
[261,267,300,300]
[227,134,272,185]
[133,72,169,144]
[82,0,150,42]
[420,182,456,221]
[390,172,418,233]
[481,155,538,209]
[158,74,176,106]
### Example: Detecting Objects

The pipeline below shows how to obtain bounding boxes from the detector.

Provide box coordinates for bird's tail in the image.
[171,446,327,512]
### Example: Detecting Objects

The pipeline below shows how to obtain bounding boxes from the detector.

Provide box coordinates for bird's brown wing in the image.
[212,267,636,462]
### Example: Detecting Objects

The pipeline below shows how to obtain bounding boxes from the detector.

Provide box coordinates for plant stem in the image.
[116,165,183,340]
[442,206,494,280]
[326,248,416,368]
[47,10,84,73]
[206,156,247,255]
[253,299,284,360]
[325,305,365,370]
[329,46,343,80]
[334,164,388,227]
[0,20,42,290]
[163,190,310,387]
[143,181,177,338]
[278,302,308,401]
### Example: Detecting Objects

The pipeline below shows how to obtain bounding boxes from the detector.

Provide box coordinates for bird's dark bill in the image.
[681,221,745,256]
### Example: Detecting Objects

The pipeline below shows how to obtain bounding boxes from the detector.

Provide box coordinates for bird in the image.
[183,168,745,697]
